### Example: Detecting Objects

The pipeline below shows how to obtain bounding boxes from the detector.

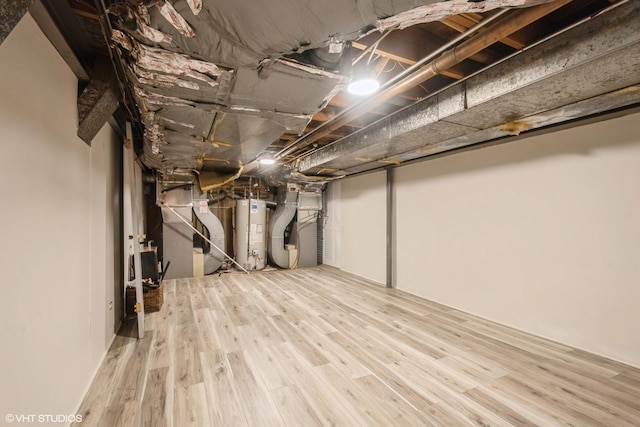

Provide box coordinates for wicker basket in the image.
[125,283,164,316]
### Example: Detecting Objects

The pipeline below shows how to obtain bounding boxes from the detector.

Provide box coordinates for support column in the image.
[386,167,395,288]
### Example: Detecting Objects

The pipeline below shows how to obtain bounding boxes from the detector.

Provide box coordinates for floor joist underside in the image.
[75,266,640,426]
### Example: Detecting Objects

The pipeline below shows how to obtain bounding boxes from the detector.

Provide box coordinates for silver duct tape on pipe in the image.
[268,188,299,269]
[162,203,249,274]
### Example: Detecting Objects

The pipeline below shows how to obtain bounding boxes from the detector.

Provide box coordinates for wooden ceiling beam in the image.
[352,41,465,80]
[311,110,336,122]
[352,27,426,65]
[441,13,526,50]
[327,93,401,115]
[371,56,391,78]
[69,0,99,20]
[352,24,500,82]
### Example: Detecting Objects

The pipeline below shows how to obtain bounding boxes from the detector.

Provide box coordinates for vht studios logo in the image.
[5,414,83,423]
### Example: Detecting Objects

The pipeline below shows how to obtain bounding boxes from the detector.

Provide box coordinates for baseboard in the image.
[70,332,117,424]
[397,286,640,370]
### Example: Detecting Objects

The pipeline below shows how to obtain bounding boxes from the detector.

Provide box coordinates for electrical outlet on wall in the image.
[108,301,113,311]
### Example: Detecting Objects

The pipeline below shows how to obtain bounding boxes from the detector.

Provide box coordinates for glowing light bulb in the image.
[348,78,380,96]
[259,158,276,165]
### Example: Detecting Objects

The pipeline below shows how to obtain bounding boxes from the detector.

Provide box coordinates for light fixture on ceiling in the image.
[347,76,380,96]
[259,157,276,165]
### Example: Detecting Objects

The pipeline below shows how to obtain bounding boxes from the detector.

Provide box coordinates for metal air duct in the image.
[267,188,298,269]
[299,0,640,175]
[192,196,225,273]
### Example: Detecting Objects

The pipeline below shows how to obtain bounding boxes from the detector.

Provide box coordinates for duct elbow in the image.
[267,188,299,269]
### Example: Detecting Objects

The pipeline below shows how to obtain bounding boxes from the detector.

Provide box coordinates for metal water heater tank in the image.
[235,199,267,270]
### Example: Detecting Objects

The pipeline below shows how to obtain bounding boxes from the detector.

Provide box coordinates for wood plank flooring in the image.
[75,266,640,426]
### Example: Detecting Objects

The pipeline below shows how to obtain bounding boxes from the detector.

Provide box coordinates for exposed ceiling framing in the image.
[300,0,640,175]
[12,0,640,188]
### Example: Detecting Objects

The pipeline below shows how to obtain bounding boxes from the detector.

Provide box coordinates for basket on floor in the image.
[125,282,164,315]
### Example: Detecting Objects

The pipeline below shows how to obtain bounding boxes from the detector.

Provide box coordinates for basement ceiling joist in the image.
[93,0,569,185]
[298,0,640,176]
[36,0,638,186]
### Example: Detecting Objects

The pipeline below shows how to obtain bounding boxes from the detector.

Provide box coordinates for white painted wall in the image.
[395,112,640,367]
[90,125,122,365]
[0,13,122,420]
[339,171,386,284]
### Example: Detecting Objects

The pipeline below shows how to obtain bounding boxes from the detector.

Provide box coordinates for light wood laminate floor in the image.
[75,266,640,426]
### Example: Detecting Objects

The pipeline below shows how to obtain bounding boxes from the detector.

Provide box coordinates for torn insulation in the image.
[158,1,195,38]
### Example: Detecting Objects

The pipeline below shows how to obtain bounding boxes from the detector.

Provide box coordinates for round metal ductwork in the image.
[308,46,343,71]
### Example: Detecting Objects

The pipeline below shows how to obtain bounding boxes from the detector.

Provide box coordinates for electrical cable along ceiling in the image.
[101,0,573,189]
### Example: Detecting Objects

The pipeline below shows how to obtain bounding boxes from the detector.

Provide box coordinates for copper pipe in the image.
[279,0,572,160]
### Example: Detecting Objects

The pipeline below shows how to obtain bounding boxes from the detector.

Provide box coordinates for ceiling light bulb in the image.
[348,78,380,96]
[259,158,276,165]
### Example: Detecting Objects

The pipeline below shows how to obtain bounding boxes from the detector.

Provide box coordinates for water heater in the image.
[235,199,267,270]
